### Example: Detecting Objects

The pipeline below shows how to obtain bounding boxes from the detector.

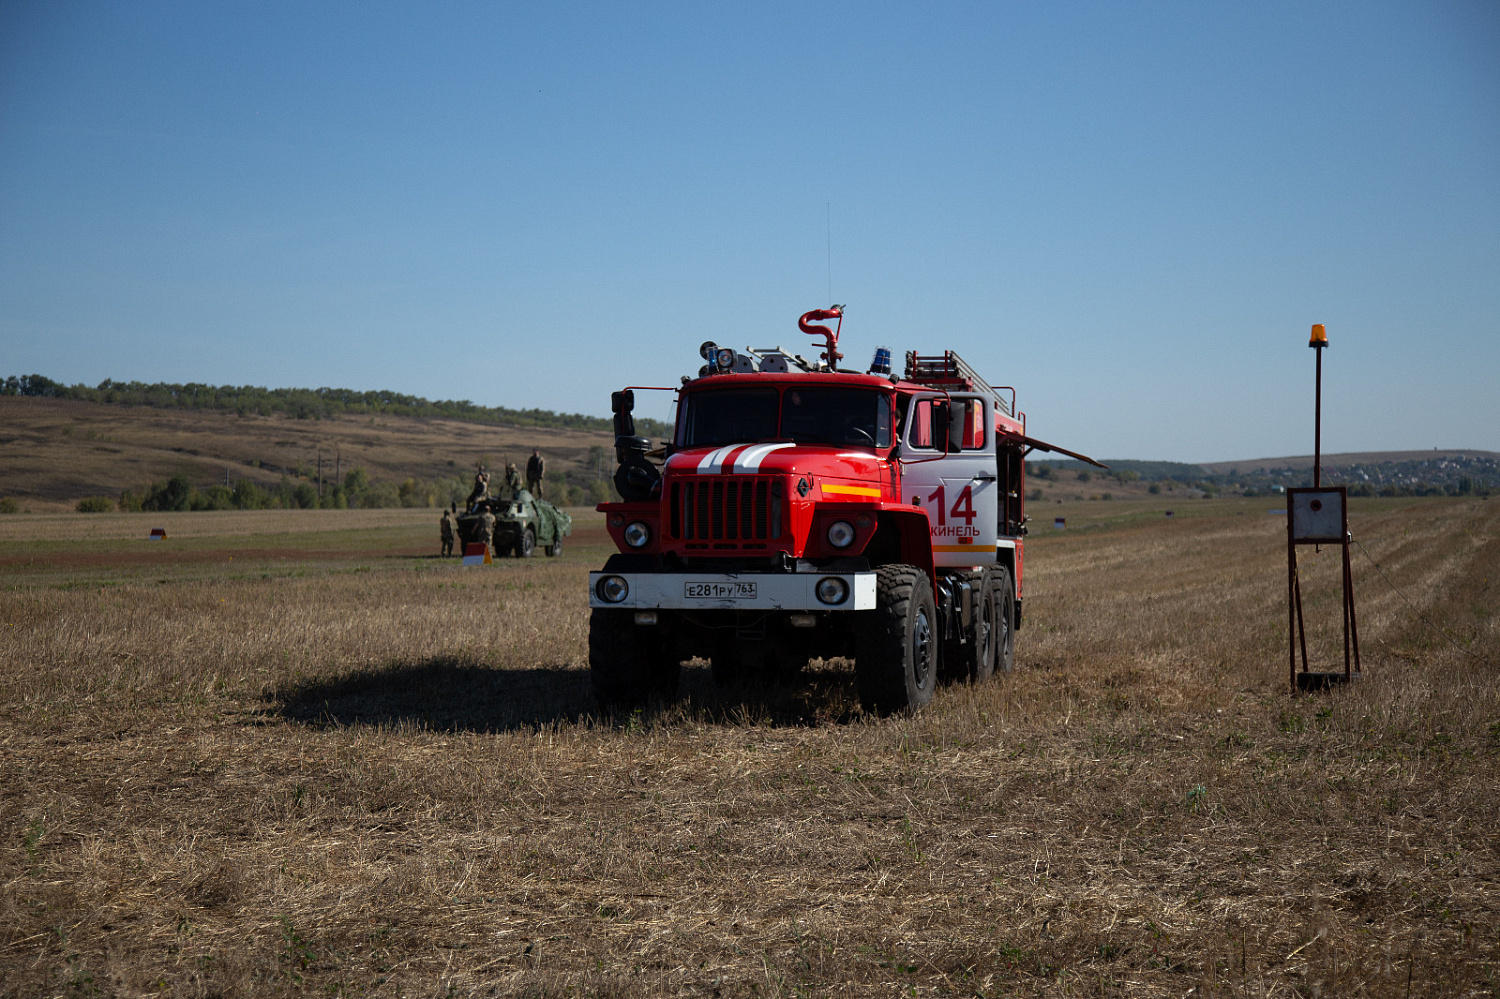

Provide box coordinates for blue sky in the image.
[2,1,1496,462]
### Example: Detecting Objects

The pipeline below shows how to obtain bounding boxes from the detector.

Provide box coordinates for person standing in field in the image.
[479,508,496,553]
[526,448,545,497]
[440,508,456,557]
[505,461,523,497]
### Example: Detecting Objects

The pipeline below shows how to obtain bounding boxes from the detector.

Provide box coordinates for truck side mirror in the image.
[611,390,636,438]
[948,402,966,453]
[932,400,952,455]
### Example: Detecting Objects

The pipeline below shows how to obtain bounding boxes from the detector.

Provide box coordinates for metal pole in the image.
[1313,346,1322,488]
[1344,538,1362,676]
[1341,541,1352,678]
[1288,528,1302,690]
[1310,324,1327,488]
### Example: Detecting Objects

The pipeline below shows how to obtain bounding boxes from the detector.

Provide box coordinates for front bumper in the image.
[588,571,877,611]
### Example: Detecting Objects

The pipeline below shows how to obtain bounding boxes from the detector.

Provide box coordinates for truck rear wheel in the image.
[589,609,679,710]
[855,564,937,715]
[992,566,1015,674]
[514,527,535,559]
[947,568,998,683]
[544,535,562,557]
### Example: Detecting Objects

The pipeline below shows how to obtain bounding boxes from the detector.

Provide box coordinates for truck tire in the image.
[946,568,998,683]
[589,609,679,710]
[992,566,1015,674]
[514,527,535,559]
[855,564,938,715]
[544,535,563,557]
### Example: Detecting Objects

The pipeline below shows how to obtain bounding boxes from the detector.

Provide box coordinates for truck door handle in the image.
[972,473,996,482]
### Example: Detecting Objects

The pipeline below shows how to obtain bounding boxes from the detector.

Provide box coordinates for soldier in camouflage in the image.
[526,449,545,497]
[465,465,490,509]
[505,462,523,497]
[479,509,496,553]
[440,508,456,556]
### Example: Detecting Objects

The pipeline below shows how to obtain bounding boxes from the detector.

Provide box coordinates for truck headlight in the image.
[826,520,856,548]
[596,576,630,603]
[623,521,651,548]
[815,577,849,605]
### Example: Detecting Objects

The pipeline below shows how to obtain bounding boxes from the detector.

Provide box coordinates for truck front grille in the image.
[668,477,783,544]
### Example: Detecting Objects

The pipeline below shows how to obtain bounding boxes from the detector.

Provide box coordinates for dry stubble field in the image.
[0,498,1496,997]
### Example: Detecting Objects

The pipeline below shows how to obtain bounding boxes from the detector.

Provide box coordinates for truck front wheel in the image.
[589,609,679,710]
[855,564,938,715]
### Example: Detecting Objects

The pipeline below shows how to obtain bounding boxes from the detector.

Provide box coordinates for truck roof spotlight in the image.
[715,347,736,372]
[596,575,630,603]
[815,576,849,605]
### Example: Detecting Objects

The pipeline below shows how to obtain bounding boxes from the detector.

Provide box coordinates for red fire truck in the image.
[590,306,1103,714]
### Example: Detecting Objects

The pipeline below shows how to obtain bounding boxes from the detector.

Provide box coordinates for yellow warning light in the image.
[1309,323,1328,347]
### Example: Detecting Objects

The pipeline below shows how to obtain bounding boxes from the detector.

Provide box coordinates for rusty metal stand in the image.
[1287,485,1361,691]
[1286,325,1361,692]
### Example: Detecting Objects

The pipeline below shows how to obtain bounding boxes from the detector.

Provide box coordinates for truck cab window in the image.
[905,397,986,452]
[681,387,889,448]
[781,388,891,448]
[679,388,779,447]
[908,399,933,449]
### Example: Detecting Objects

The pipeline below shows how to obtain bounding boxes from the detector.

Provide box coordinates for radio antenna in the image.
[826,202,832,303]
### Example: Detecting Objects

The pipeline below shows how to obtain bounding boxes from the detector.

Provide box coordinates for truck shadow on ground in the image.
[271,657,865,732]
[272,657,594,732]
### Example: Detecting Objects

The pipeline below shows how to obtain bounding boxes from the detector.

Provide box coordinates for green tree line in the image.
[3,373,671,439]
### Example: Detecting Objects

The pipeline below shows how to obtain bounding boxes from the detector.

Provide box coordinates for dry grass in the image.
[1,498,1496,997]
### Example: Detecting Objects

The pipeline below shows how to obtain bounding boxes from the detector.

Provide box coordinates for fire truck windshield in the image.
[680,386,891,449]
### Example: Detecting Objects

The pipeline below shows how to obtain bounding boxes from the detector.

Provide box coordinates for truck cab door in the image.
[899,393,998,568]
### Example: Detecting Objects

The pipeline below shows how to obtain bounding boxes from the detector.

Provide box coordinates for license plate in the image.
[684,581,757,599]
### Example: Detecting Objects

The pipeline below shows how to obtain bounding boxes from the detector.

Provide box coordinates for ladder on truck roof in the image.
[904,351,1011,416]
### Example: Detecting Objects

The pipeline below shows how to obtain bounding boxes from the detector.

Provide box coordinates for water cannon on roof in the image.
[799,305,844,370]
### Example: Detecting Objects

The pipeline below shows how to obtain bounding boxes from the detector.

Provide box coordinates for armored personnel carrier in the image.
[457,489,572,558]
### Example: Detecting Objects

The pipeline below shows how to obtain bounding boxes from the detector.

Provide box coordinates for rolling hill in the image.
[0,396,619,511]
[2,394,1495,512]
